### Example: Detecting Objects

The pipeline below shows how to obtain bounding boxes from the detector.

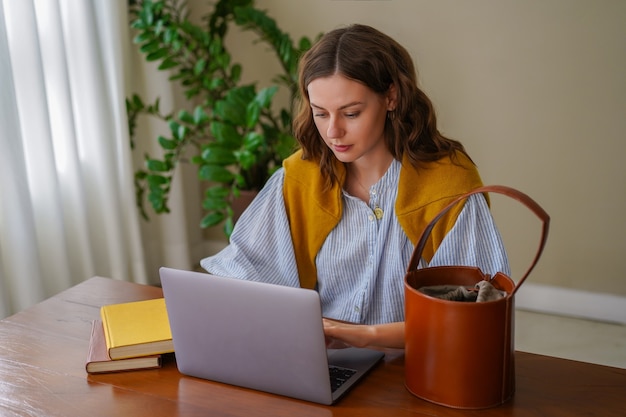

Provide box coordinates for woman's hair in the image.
[293,24,470,187]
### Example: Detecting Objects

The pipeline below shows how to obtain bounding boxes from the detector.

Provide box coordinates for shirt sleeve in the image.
[199,168,301,287]
[428,193,511,276]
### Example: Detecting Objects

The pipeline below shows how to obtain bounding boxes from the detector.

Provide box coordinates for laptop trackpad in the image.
[327,348,384,401]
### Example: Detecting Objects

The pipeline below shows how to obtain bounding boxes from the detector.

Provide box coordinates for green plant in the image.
[126,0,318,236]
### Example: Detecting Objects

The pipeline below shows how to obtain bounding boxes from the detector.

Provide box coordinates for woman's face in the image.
[307,74,395,165]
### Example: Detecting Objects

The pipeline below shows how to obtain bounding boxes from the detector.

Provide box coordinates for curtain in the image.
[0,0,203,319]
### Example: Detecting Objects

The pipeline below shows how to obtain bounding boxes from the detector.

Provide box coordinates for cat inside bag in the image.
[418,279,506,302]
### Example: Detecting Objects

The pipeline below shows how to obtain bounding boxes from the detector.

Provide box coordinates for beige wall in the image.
[199,0,626,298]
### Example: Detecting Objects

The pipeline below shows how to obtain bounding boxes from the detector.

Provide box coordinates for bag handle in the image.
[407,185,550,295]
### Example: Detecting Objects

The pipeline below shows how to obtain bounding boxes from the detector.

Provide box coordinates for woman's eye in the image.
[345,112,360,119]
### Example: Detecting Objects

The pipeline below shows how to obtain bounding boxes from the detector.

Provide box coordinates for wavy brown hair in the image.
[293,24,471,187]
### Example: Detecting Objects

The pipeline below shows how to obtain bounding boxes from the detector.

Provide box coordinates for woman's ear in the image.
[386,83,398,111]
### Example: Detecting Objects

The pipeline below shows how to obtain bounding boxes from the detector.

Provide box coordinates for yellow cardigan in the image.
[283,150,484,289]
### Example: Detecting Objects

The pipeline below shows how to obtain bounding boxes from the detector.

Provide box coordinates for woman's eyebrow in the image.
[310,101,364,111]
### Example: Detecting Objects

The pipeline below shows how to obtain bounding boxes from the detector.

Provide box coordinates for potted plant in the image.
[126,0,318,236]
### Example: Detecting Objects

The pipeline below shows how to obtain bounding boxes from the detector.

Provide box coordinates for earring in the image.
[387,110,396,121]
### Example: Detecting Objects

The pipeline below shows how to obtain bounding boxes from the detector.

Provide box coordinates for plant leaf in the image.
[193,106,208,124]
[158,136,178,150]
[201,146,237,165]
[234,149,256,170]
[146,48,169,61]
[146,174,169,186]
[245,101,261,128]
[158,57,179,70]
[146,159,170,172]
[194,58,206,75]
[223,216,234,237]
[178,109,194,124]
[254,85,277,108]
[210,121,242,147]
[202,196,229,210]
[205,185,231,198]
[200,212,225,228]
[243,131,264,150]
[198,164,235,183]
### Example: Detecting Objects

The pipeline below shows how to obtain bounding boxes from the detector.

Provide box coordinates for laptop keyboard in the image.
[329,365,357,393]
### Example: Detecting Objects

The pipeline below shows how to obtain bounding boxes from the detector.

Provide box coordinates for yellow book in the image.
[100,298,174,360]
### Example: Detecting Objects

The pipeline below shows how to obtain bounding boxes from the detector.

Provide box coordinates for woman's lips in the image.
[332,144,351,153]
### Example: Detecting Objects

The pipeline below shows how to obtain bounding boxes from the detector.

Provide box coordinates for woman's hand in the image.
[323,318,373,348]
[323,318,405,350]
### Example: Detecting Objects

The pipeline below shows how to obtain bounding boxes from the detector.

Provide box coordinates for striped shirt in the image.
[200,159,510,324]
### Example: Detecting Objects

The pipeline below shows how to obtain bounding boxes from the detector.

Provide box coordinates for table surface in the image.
[0,277,624,417]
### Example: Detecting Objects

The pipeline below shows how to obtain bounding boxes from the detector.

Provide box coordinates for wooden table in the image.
[0,277,624,416]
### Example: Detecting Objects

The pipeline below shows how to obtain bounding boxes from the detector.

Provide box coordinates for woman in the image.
[201,24,509,349]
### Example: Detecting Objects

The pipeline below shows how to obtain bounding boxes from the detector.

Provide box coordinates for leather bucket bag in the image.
[404,185,550,409]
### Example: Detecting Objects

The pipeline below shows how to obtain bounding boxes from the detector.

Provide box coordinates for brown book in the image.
[85,320,162,374]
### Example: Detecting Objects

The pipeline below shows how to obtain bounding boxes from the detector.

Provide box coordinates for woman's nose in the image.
[327,117,344,139]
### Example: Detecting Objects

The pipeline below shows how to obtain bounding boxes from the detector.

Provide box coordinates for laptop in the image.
[159,267,384,405]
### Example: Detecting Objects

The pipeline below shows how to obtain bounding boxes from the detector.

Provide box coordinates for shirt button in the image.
[354,306,360,313]
[368,215,374,221]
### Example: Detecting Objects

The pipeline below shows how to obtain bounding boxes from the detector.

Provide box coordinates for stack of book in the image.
[85,298,175,374]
